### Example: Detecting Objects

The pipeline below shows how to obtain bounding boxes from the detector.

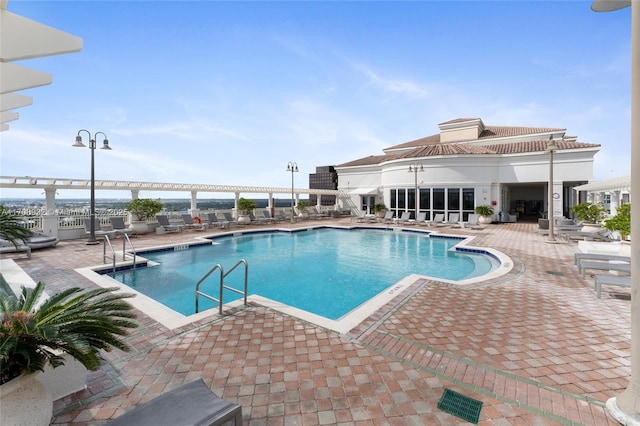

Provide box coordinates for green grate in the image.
[437,388,483,424]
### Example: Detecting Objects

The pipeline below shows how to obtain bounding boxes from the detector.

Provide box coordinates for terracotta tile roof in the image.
[387,125,567,150]
[337,139,600,167]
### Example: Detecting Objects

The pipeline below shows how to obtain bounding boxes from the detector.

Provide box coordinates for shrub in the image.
[604,204,631,239]
[474,205,495,217]
[237,197,257,213]
[125,198,164,222]
[373,203,387,213]
[571,202,607,224]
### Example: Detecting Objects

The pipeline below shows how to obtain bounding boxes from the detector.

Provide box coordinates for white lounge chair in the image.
[560,228,615,242]
[109,217,136,237]
[206,212,229,229]
[408,212,427,225]
[83,218,117,239]
[426,213,445,227]
[381,211,394,223]
[438,213,460,227]
[574,253,630,265]
[462,214,484,230]
[223,212,239,227]
[394,211,411,225]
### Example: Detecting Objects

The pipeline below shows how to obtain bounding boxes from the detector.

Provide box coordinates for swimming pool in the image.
[106,227,500,321]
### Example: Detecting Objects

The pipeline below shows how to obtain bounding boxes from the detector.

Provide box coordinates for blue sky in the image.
[1,0,633,199]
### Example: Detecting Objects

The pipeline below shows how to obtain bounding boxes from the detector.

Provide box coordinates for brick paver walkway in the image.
[1,219,630,425]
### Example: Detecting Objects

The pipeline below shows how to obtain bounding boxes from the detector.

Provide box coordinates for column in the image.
[41,188,58,237]
[188,191,199,216]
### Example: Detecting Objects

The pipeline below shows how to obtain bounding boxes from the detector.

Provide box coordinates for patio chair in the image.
[109,217,136,237]
[156,215,182,233]
[438,213,460,227]
[182,214,207,231]
[381,210,394,223]
[222,212,238,227]
[83,218,117,239]
[262,210,277,223]
[206,212,229,229]
[394,211,411,225]
[426,213,445,227]
[559,228,615,242]
[248,211,267,225]
[462,213,484,230]
[574,252,630,266]
[408,212,426,225]
[106,378,242,426]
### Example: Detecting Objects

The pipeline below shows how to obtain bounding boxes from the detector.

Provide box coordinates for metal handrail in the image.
[103,233,137,275]
[195,259,248,315]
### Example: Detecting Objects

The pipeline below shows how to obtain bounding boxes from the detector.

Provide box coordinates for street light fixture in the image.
[546,136,557,243]
[73,130,112,245]
[408,163,424,219]
[286,161,298,223]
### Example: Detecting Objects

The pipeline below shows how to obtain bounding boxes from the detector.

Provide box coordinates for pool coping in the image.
[75,225,513,332]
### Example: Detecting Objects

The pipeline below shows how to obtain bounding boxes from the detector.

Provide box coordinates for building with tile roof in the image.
[335,117,601,222]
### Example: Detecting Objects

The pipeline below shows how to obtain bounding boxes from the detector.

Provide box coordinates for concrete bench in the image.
[579,260,630,279]
[594,275,631,299]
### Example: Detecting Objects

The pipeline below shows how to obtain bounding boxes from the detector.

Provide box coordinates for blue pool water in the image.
[109,228,495,320]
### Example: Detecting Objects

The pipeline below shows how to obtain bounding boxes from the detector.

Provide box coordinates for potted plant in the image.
[0,282,137,425]
[474,205,494,224]
[237,197,257,224]
[296,200,310,218]
[604,203,631,241]
[571,202,607,225]
[372,203,388,219]
[0,205,33,248]
[125,198,164,234]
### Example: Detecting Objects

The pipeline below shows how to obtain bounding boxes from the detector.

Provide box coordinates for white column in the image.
[188,191,198,216]
[41,188,58,237]
[608,1,640,422]
[611,190,621,216]
[130,190,139,200]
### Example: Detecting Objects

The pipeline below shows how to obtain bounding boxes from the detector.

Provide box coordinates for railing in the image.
[103,233,137,275]
[195,259,248,315]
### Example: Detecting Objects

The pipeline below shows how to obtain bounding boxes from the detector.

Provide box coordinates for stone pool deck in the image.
[1,218,631,425]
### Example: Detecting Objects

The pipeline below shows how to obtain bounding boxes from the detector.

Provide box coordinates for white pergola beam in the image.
[0,9,82,62]
[0,110,18,124]
[0,63,52,94]
[0,93,32,112]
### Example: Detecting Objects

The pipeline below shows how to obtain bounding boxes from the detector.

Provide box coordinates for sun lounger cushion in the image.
[106,379,242,426]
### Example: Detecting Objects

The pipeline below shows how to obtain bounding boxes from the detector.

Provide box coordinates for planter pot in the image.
[0,373,53,426]
[376,211,387,219]
[129,221,149,235]
[478,215,492,224]
[237,214,251,224]
[298,211,309,219]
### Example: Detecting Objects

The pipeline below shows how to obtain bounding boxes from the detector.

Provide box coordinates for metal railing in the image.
[195,259,248,315]
[103,233,137,275]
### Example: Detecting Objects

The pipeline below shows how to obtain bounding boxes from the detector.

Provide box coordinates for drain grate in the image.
[546,270,564,276]
[437,388,483,424]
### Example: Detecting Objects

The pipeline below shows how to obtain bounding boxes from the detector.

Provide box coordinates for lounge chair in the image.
[262,210,277,223]
[248,211,267,225]
[83,218,117,239]
[222,212,238,227]
[462,213,484,230]
[106,378,242,426]
[426,213,445,227]
[408,212,427,225]
[206,213,229,229]
[438,213,460,227]
[352,211,375,223]
[182,214,207,231]
[381,210,394,223]
[594,275,631,299]
[578,259,630,279]
[560,228,615,242]
[277,210,293,222]
[109,217,136,237]
[156,215,183,233]
[394,211,411,225]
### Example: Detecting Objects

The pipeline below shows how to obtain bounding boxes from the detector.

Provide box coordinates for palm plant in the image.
[0,205,33,248]
[0,282,137,385]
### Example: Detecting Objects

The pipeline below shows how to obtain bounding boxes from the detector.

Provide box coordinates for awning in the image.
[573,176,630,193]
[349,187,379,195]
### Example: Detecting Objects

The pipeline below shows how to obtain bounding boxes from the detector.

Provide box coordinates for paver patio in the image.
[1,218,630,425]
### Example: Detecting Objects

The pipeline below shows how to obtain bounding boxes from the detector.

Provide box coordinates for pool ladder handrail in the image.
[195,259,248,315]
[103,233,137,274]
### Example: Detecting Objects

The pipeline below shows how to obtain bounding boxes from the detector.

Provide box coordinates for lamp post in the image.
[546,137,557,243]
[591,1,639,423]
[73,130,112,245]
[286,161,298,223]
[408,163,424,219]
